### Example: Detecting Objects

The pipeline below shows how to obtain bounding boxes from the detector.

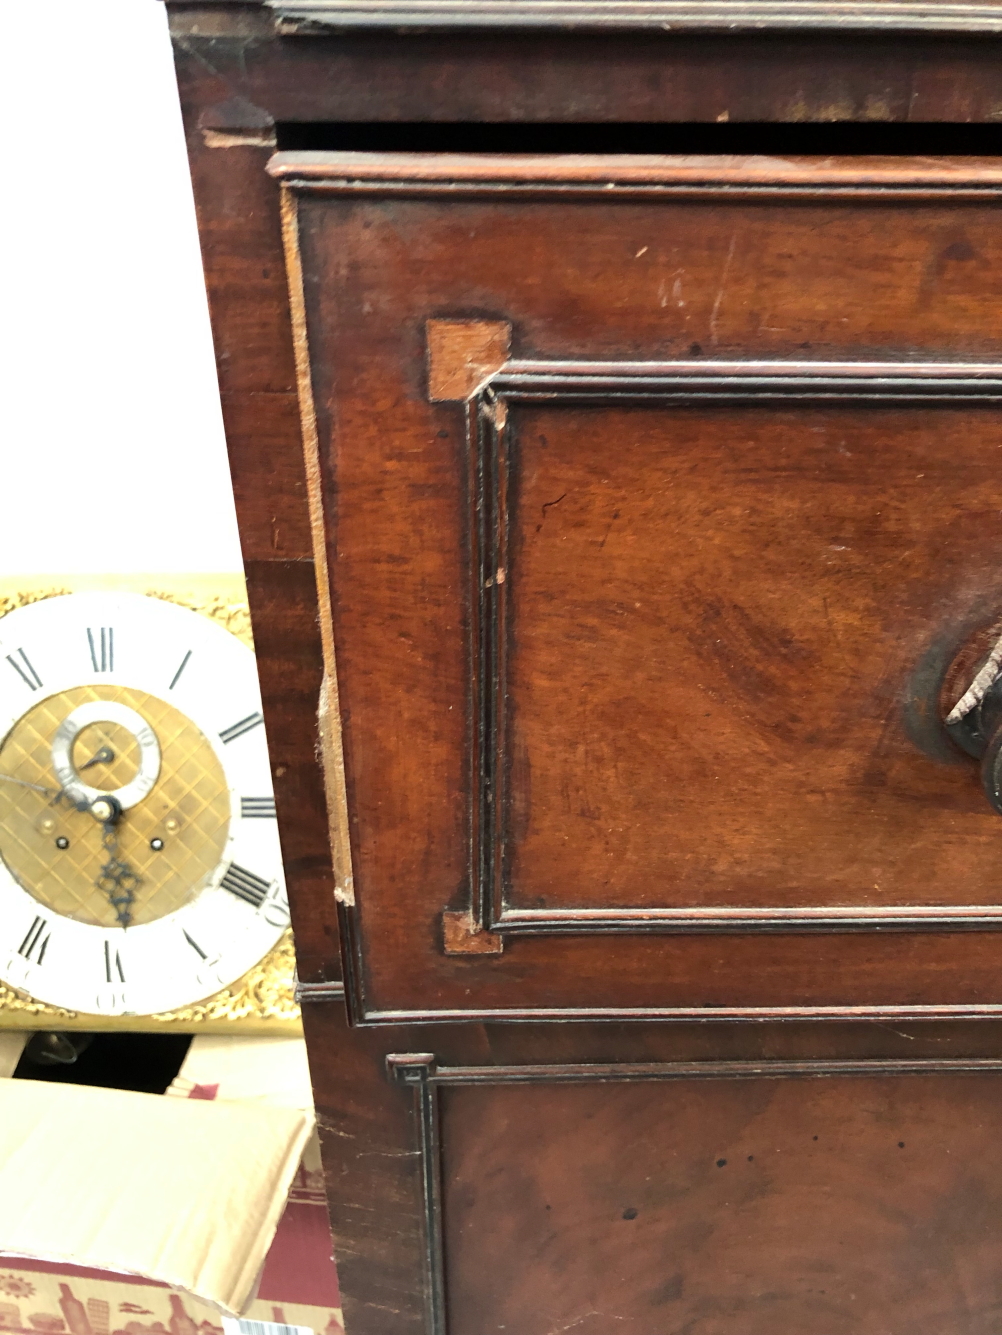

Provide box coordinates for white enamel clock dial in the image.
[0,592,288,1016]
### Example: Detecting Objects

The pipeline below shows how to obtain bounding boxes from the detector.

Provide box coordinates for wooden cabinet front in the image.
[274,152,1002,1021]
[165,9,1002,1330]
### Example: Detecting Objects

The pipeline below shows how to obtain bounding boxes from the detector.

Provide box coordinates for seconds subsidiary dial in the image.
[0,592,288,1016]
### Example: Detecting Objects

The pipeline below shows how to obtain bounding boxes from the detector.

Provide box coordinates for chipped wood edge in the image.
[427,319,512,402]
[279,187,356,909]
[442,909,504,955]
[202,127,278,150]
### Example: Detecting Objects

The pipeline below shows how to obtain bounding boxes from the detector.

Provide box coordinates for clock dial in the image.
[0,592,288,1016]
[0,686,230,928]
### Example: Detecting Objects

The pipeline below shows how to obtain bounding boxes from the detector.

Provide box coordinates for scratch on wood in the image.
[709,231,737,344]
[315,1116,357,1139]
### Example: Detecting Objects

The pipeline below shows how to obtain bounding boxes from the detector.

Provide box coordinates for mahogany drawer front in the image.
[273,153,1002,1022]
[433,1064,1002,1335]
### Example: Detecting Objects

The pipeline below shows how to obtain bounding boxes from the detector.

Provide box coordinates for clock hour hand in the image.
[78,746,114,772]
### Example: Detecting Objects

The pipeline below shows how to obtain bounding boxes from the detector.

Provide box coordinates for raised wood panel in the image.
[273,153,1002,1018]
[498,400,1002,920]
[303,1009,1002,1335]
[443,1071,1002,1335]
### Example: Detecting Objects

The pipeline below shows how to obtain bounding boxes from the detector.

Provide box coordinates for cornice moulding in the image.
[269,0,1002,33]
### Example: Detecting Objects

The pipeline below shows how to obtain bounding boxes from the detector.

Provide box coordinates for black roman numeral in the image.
[6,648,42,691]
[220,862,271,908]
[183,929,207,959]
[19,916,50,964]
[87,627,114,673]
[219,712,264,745]
[240,797,276,819]
[104,940,125,983]
[169,649,192,690]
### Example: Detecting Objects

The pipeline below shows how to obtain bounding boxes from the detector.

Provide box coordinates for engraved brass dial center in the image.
[0,684,230,928]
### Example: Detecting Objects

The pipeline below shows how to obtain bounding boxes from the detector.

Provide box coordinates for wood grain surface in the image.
[280,161,1002,1016]
[303,1006,1002,1335]
[445,1073,1002,1335]
[166,15,1002,1331]
[501,401,1002,915]
[170,74,342,986]
[167,12,1002,128]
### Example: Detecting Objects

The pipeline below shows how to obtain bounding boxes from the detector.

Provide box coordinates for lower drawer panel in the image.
[440,1068,1002,1335]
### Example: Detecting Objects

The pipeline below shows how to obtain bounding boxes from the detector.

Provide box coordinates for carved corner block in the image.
[386,1052,437,1085]
[198,96,277,149]
[442,910,504,955]
[427,319,511,401]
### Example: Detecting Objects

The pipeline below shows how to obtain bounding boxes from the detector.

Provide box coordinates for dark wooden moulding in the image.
[166,7,1002,1334]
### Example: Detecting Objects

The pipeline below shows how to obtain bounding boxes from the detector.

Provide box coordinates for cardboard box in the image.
[0,1039,342,1335]
[165,1038,342,1331]
[0,1256,342,1335]
[0,1032,26,1078]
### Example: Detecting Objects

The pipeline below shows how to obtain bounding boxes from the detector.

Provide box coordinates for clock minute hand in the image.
[0,772,56,796]
[0,770,90,811]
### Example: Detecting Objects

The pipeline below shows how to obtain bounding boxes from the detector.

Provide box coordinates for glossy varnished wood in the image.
[494,401,1002,920]
[165,9,1002,1332]
[305,1007,1002,1335]
[244,559,340,985]
[167,11,1002,127]
[170,69,341,985]
[444,1071,1002,1334]
[274,150,1002,187]
[272,153,1002,1018]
